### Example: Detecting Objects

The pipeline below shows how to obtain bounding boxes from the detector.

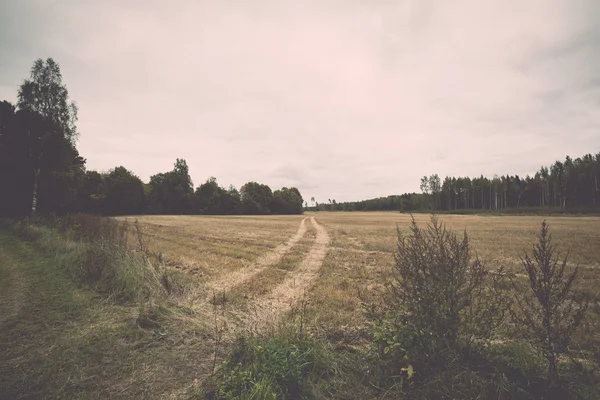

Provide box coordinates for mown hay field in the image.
[120,212,600,345]
[4,212,595,399]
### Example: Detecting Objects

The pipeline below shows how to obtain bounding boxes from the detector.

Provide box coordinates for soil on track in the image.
[208,217,309,293]
[248,216,331,326]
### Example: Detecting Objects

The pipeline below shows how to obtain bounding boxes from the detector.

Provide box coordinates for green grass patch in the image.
[202,334,358,400]
[0,222,213,399]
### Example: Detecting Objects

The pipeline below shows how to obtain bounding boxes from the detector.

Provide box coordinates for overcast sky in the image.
[1,0,599,202]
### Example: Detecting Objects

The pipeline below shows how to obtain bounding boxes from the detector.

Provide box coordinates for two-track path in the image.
[208,217,309,293]
[207,216,331,332]
[256,217,330,313]
[241,216,331,328]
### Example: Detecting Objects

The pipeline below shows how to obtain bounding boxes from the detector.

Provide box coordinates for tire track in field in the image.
[208,217,309,293]
[251,216,330,323]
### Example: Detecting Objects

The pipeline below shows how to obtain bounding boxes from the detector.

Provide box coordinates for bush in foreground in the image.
[370,216,507,384]
[364,215,599,399]
[510,220,590,395]
[203,334,346,400]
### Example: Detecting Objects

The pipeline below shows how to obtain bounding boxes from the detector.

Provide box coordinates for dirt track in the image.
[250,216,330,324]
[208,217,309,293]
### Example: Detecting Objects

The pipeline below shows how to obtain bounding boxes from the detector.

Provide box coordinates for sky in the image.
[1,0,599,203]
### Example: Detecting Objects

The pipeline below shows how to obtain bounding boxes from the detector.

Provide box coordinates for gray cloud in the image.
[1,0,599,202]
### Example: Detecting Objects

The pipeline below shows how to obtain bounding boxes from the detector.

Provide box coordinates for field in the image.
[122,212,600,344]
[1,211,599,399]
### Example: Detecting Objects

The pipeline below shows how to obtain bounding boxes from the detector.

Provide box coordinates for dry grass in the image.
[304,212,600,354]
[228,218,316,298]
[125,213,600,339]
[315,212,600,268]
[0,230,215,399]
[0,212,600,398]
[117,215,305,280]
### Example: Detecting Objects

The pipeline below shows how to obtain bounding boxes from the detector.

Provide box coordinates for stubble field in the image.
[121,212,600,347]
[2,212,599,399]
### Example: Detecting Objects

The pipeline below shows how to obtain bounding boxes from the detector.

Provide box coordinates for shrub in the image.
[207,335,342,400]
[510,220,589,391]
[371,215,507,386]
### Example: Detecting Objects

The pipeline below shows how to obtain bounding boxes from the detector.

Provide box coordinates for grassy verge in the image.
[0,217,213,399]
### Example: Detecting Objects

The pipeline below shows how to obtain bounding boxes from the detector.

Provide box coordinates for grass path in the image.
[0,232,104,398]
[0,231,212,399]
[0,239,27,328]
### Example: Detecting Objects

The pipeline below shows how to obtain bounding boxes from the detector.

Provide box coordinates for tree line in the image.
[428,155,600,211]
[316,153,600,213]
[0,58,304,217]
[307,194,429,212]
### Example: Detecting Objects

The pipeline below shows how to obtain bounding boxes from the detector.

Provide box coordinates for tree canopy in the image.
[17,58,78,142]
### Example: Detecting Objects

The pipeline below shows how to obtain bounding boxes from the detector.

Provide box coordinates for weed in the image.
[510,220,590,392]
[207,335,339,400]
[382,215,506,365]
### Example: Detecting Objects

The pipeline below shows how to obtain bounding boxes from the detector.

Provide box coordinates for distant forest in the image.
[312,152,600,213]
[0,58,304,217]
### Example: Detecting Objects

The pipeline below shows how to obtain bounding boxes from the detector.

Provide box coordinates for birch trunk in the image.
[31,169,39,217]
